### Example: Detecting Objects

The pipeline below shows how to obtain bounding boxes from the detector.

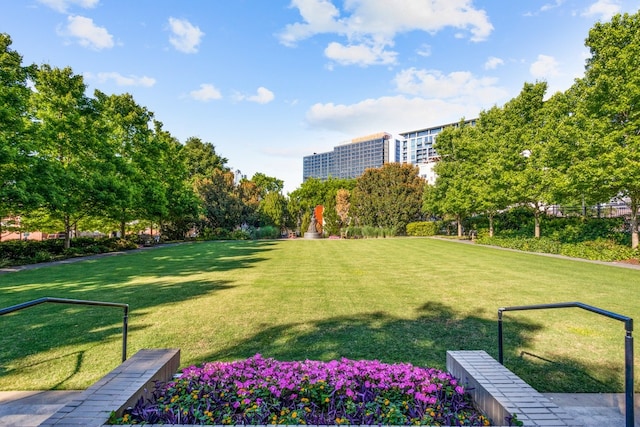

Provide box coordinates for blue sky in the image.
[2,0,640,193]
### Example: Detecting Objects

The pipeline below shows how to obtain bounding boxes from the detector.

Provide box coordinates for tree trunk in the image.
[457,214,463,237]
[534,210,541,239]
[631,196,639,249]
[64,215,72,250]
[488,213,494,238]
[120,219,126,240]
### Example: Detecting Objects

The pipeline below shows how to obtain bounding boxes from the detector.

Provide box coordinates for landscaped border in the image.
[40,348,575,426]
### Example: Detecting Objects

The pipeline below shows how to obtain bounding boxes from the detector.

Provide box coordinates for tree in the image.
[336,188,351,228]
[351,163,423,234]
[499,82,553,238]
[579,11,640,248]
[151,121,200,239]
[94,90,154,237]
[183,137,228,180]
[423,123,478,237]
[194,168,242,233]
[30,65,102,249]
[259,191,287,231]
[251,172,284,198]
[0,34,38,238]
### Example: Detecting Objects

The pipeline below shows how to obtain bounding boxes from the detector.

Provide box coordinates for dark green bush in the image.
[0,237,138,267]
[476,235,638,262]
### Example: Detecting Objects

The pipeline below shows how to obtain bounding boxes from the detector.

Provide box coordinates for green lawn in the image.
[0,238,638,393]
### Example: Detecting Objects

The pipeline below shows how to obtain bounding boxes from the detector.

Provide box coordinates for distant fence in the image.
[547,203,632,219]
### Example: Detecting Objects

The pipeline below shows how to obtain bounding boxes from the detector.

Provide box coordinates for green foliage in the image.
[351,163,424,234]
[182,136,229,180]
[344,225,396,238]
[0,237,138,267]
[251,226,280,240]
[476,235,638,262]
[406,221,438,236]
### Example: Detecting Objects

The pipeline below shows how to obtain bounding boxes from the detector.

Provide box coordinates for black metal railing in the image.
[0,297,129,362]
[498,302,634,427]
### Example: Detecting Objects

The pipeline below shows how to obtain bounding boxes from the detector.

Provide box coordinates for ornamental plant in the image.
[121,354,490,426]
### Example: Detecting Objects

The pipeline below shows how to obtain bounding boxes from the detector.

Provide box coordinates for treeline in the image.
[0,33,425,247]
[423,11,640,249]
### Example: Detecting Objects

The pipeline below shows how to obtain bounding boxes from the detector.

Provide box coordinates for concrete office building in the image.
[303,132,400,181]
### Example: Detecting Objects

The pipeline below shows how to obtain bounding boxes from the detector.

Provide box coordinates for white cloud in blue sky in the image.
[4,0,640,192]
[57,15,113,50]
[85,72,156,87]
[190,84,223,102]
[168,17,204,53]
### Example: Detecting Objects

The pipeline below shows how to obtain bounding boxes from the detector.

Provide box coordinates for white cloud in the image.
[484,56,504,70]
[393,68,508,104]
[87,72,155,87]
[38,0,98,13]
[530,54,560,78]
[235,87,275,104]
[306,95,479,135]
[582,0,621,20]
[324,41,396,66]
[190,84,222,101]
[168,17,204,53]
[58,15,113,50]
[278,0,493,67]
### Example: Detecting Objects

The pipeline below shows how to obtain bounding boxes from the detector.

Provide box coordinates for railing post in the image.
[498,308,504,364]
[498,302,634,427]
[122,305,129,362]
[625,323,634,427]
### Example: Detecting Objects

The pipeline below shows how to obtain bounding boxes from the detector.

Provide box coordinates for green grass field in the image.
[0,238,638,393]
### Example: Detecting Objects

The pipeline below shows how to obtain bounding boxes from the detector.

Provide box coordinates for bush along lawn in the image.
[115,354,490,426]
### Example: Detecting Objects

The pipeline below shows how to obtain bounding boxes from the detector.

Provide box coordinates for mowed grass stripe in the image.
[0,238,637,393]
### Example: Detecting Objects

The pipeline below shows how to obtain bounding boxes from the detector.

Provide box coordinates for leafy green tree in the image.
[94,91,155,237]
[499,82,553,238]
[151,121,200,239]
[237,179,261,227]
[183,136,229,180]
[578,11,640,248]
[30,65,103,249]
[251,172,284,198]
[259,191,287,231]
[0,34,39,238]
[424,123,478,237]
[351,163,424,234]
[194,168,242,232]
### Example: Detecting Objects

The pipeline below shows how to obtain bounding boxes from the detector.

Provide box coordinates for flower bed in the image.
[119,354,490,425]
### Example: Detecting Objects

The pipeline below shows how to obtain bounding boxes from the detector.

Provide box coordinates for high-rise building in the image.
[399,119,476,183]
[303,132,399,181]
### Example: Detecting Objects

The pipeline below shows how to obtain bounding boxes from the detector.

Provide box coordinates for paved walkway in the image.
[0,391,83,426]
[0,390,637,426]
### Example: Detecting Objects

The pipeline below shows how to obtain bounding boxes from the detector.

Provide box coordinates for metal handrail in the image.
[498,301,634,427]
[0,297,129,362]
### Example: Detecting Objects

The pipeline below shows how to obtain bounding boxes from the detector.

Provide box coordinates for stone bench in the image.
[447,350,579,426]
[40,348,180,427]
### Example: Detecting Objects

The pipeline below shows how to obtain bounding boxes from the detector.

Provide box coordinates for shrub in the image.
[406,221,438,236]
[121,354,489,426]
[252,226,280,240]
[476,235,639,262]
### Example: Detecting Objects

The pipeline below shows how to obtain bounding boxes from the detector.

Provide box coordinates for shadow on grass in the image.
[197,301,622,393]
[0,241,276,383]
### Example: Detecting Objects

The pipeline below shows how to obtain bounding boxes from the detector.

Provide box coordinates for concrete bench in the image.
[447,350,579,426]
[40,348,180,427]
